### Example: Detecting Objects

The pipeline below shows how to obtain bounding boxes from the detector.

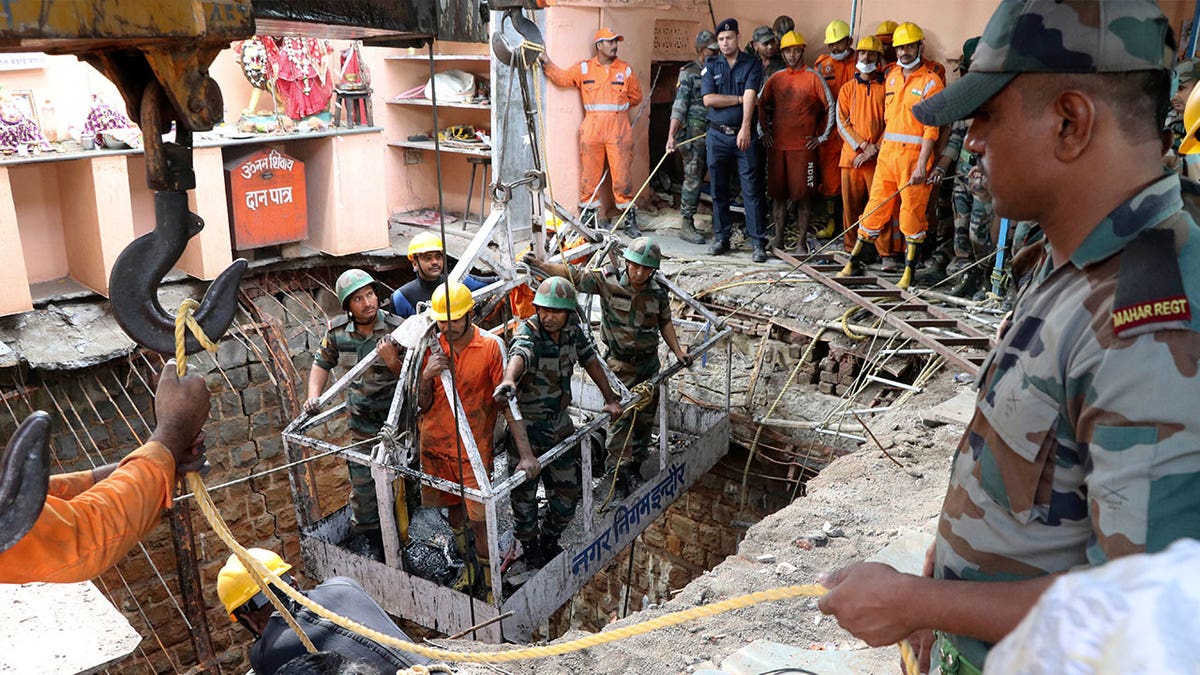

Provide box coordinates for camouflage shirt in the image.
[935,174,1200,667]
[671,60,708,127]
[313,310,402,434]
[577,268,671,362]
[509,314,599,423]
[938,120,973,185]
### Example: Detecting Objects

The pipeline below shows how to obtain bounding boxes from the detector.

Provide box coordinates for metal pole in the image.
[168,493,217,674]
[1190,1,1200,59]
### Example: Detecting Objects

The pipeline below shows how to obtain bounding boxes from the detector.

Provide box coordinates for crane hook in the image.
[0,411,51,554]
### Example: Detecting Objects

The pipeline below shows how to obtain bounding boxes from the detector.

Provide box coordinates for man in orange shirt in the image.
[836,37,892,256]
[840,21,943,289]
[417,282,533,596]
[759,31,833,254]
[542,28,644,237]
[0,362,211,583]
[814,20,857,239]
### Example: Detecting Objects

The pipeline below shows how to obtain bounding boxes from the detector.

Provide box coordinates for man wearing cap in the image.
[418,281,532,598]
[542,28,644,237]
[667,30,719,245]
[839,21,944,289]
[813,20,857,239]
[759,30,833,253]
[818,2,1200,673]
[494,277,623,569]
[525,237,692,498]
[390,232,495,318]
[703,18,769,262]
[306,269,404,561]
[750,26,785,81]
[835,36,891,256]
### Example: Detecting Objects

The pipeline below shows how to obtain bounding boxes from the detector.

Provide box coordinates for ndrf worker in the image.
[526,237,692,499]
[813,20,857,238]
[493,277,623,569]
[836,37,893,257]
[839,21,943,289]
[542,28,644,237]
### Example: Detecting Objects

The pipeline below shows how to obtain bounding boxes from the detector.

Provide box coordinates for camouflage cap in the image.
[1175,58,1200,87]
[696,29,718,51]
[914,0,1175,127]
[752,26,777,44]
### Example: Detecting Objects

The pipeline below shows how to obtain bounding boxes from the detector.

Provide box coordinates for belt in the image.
[937,633,982,675]
[709,122,739,135]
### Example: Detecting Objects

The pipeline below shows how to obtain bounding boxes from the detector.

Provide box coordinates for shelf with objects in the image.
[380,42,494,230]
[0,38,389,316]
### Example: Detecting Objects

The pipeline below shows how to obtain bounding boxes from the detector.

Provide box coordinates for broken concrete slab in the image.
[0,580,141,674]
[866,528,935,575]
[719,639,896,675]
[922,389,977,428]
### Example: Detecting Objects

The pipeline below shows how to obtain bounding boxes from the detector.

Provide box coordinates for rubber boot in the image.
[896,240,921,290]
[679,215,707,244]
[538,532,563,564]
[838,237,869,277]
[814,197,838,239]
[623,208,642,238]
[520,536,546,570]
[477,557,493,602]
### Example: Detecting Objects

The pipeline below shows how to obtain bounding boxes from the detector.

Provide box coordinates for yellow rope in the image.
[172,304,918,673]
[839,307,869,341]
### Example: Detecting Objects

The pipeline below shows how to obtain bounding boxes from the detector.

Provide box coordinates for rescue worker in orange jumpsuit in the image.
[813,19,857,239]
[542,28,644,238]
[836,37,891,256]
[840,21,943,290]
[0,362,211,583]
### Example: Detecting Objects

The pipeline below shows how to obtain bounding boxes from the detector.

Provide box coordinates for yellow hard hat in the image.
[779,31,806,50]
[216,549,292,622]
[892,22,925,48]
[875,20,899,41]
[407,232,444,259]
[824,20,851,45]
[856,36,884,53]
[1181,82,1200,155]
[427,281,475,321]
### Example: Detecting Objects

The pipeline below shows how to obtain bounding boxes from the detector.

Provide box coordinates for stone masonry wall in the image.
[0,274,357,674]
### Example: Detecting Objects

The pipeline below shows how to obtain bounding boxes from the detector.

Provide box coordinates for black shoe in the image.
[623,209,642,238]
[707,239,731,255]
[538,533,563,563]
[520,537,547,570]
[600,465,631,502]
[344,529,385,562]
[752,245,768,263]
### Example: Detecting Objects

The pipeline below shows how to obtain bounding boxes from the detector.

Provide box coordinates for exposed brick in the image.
[230,442,257,468]
[219,418,251,446]
[249,362,270,381]
[217,339,249,368]
[818,381,835,394]
[225,365,250,390]
[242,386,264,415]
[258,436,284,460]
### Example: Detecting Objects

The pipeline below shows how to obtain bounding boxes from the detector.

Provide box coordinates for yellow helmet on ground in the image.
[779,31,806,50]
[875,20,899,42]
[428,281,475,321]
[217,549,292,621]
[856,36,884,53]
[893,22,925,48]
[407,232,444,259]
[825,20,851,45]
[1181,82,1200,155]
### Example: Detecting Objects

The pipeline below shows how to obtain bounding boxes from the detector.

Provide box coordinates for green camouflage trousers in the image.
[508,415,579,542]
[952,179,994,261]
[606,354,659,463]
[348,428,380,532]
[679,120,708,219]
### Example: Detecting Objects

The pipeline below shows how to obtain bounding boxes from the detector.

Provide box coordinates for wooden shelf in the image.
[388,140,491,157]
[387,98,491,110]
[386,54,489,61]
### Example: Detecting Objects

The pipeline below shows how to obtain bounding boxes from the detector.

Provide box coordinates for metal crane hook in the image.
[109,81,248,355]
[0,411,51,554]
[490,9,545,67]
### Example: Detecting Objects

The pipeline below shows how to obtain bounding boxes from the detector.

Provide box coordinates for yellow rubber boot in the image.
[896,240,920,290]
[838,238,867,277]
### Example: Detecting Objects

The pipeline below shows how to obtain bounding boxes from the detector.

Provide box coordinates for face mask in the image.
[856,61,877,74]
[832,49,852,61]
[903,55,922,70]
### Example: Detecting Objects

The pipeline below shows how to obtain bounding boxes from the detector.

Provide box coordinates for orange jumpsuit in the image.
[544,56,643,212]
[813,53,856,198]
[418,326,504,522]
[0,442,176,584]
[836,72,896,255]
[858,62,943,242]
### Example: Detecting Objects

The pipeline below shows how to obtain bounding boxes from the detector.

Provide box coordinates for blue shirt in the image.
[701,51,764,127]
[389,274,491,318]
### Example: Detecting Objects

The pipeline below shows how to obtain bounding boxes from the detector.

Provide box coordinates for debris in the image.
[754,553,776,564]
[775,562,796,576]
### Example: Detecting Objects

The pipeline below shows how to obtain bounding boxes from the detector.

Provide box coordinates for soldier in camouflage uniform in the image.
[818,3,1200,672]
[494,277,623,569]
[527,237,692,499]
[305,269,403,561]
[667,30,718,245]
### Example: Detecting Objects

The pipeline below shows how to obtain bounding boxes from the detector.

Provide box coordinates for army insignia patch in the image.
[1112,229,1192,337]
